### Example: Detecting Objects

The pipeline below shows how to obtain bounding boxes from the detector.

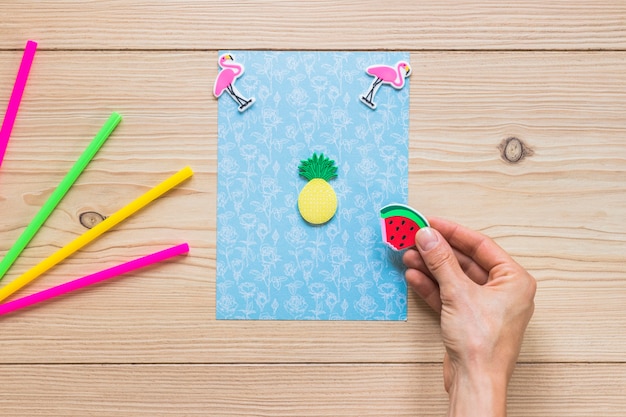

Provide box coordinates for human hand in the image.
[402,217,536,417]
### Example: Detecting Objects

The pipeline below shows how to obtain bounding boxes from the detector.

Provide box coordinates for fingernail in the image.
[416,227,439,251]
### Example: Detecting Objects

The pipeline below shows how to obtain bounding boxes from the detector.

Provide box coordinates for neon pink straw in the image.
[0,243,189,316]
[0,40,37,167]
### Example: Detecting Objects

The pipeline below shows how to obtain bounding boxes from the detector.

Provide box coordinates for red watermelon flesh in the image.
[379,204,429,251]
[381,216,419,250]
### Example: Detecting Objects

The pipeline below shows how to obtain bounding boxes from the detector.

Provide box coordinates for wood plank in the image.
[0,363,623,416]
[1,1,626,50]
[0,51,624,364]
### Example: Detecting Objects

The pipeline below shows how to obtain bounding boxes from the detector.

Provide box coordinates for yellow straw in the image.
[0,166,193,302]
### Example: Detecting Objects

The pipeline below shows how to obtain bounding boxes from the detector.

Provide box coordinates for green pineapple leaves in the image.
[298,153,338,182]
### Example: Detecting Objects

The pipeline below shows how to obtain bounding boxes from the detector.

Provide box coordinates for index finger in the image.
[427,217,514,272]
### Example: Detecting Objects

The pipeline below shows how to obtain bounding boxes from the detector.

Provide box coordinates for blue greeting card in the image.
[216,51,410,320]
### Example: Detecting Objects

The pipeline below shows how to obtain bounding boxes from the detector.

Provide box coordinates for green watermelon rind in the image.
[379,204,429,229]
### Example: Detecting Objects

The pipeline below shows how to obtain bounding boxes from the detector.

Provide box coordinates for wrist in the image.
[447,367,508,417]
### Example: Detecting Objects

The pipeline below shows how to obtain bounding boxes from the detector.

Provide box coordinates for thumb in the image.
[415,227,468,292]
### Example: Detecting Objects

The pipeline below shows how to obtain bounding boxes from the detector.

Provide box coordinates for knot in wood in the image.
[499,137,532,163]
[79,211,106,229]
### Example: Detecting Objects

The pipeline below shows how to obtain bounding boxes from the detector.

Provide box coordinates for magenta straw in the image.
[0,243,189,316]
[0,40,37,167]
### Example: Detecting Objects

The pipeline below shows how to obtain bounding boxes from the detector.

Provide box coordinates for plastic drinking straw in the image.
[0,112,122,281]
[0,40,37,167]
[0,243,189,316]
[0,166,194,302]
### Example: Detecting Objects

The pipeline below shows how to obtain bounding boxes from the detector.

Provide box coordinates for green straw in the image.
[0,112,122,281]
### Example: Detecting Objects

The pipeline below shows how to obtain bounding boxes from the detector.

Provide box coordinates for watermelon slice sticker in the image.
[379,204,429,251]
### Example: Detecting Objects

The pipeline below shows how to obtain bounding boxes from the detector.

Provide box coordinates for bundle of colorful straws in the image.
[0,40,191,316]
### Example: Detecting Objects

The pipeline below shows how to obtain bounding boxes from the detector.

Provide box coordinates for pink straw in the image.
[0,40,37,167]
[0,243,189,316]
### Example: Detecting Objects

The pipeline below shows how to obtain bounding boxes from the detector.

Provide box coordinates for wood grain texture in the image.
[1,2,625,415]
[0,0,625,50]
[0,51,624,367]
[0,364,624,416]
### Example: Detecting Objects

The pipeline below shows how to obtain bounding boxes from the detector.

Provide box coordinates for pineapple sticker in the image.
[297,153,338,225]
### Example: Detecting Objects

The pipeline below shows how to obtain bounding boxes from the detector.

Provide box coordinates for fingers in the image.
[451,248,489,285]
[427,217,514,273]
[413,227,468,294]
[404,266,442,312]
[402,219,514,312]
[404,247,489,285]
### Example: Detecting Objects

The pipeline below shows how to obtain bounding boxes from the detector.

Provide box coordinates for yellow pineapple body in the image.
[298,178,337,225]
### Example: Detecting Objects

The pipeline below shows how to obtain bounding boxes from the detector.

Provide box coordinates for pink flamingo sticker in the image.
[213,53,255,112]
[359,61,411,110]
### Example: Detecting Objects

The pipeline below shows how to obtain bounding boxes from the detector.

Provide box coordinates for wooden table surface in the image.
[1,1,625,416]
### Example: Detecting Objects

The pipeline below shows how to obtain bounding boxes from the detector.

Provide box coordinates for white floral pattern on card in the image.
[216,51,410,320]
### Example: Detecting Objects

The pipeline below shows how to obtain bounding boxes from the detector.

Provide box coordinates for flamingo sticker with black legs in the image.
[213,53,255,112]
[359,61,411,110]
